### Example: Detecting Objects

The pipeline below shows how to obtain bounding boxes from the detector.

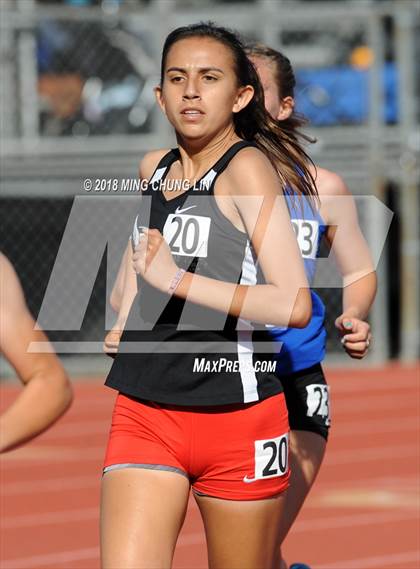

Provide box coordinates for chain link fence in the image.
[1,0,419,370]
[2,1,414,141]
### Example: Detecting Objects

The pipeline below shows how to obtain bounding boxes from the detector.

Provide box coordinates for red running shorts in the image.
[103,393,290,501]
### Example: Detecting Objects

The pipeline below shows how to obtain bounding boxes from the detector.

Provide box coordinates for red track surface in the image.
[1,363,419,569]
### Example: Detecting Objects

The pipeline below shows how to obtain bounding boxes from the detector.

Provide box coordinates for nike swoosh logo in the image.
[243,475,258,484]
[175,205,197,214]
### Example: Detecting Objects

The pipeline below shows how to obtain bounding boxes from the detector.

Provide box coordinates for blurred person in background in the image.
[247,44,377,569]
[0,252,73,453]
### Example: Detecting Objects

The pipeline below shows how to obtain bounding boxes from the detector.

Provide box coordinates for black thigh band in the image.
[278,364,330,441]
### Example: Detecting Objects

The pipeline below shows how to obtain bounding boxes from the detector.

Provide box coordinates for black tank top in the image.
[105,141,283,406]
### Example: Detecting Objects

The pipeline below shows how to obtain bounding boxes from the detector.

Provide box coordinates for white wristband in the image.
[168,268,186,295]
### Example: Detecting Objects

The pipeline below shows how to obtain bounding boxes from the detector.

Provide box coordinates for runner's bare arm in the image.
[104,246,138,354]
[110,242,129,313]
[318,170,377,356]
[0,254,73,452]
[319,172,376,319]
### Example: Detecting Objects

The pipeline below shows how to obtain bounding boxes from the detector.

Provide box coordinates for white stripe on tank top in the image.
[237,241,259,403]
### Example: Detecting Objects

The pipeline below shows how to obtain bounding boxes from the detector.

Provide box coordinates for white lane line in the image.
[35,413,419,443]
[294,509,419,533]
[323,444,418,466]
[39,421,109,439]
[332,394,419,414]
[8,505,413,534]
[2,512,416,567]
[2,507,98,529]
[0,446,104,467]
[64,398,113,410]
[311,488,419,510]
[316,549,420,569]
[314,475,420,492]
[1,439,417,470]
[1,534,205,568]
[5,472,417,499]
[3,475,98,496]
[2,535,416,569]
[329,375,418,394]
[333,416,419,437]
[4,430,415,468]
[1,547,100,569]
[4,493,418,532]
[3,440,418,493]
[3,500,199,530]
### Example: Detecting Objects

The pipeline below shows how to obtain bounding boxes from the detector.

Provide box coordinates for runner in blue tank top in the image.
[247,44,377,569]
[272,190,327,375]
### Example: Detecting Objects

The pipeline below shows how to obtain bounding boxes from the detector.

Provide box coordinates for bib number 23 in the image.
[291,219,319,259]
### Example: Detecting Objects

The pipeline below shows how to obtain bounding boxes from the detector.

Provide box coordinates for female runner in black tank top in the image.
[101,23,318,569]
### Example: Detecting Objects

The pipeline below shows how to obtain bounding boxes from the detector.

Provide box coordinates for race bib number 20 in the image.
[163,213,211,257]
[243,433,289,483]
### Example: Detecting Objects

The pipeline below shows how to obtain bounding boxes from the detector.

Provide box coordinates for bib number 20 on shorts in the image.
[243,433,289,483]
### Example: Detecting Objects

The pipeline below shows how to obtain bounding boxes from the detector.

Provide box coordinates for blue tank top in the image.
[269,192,327,373]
